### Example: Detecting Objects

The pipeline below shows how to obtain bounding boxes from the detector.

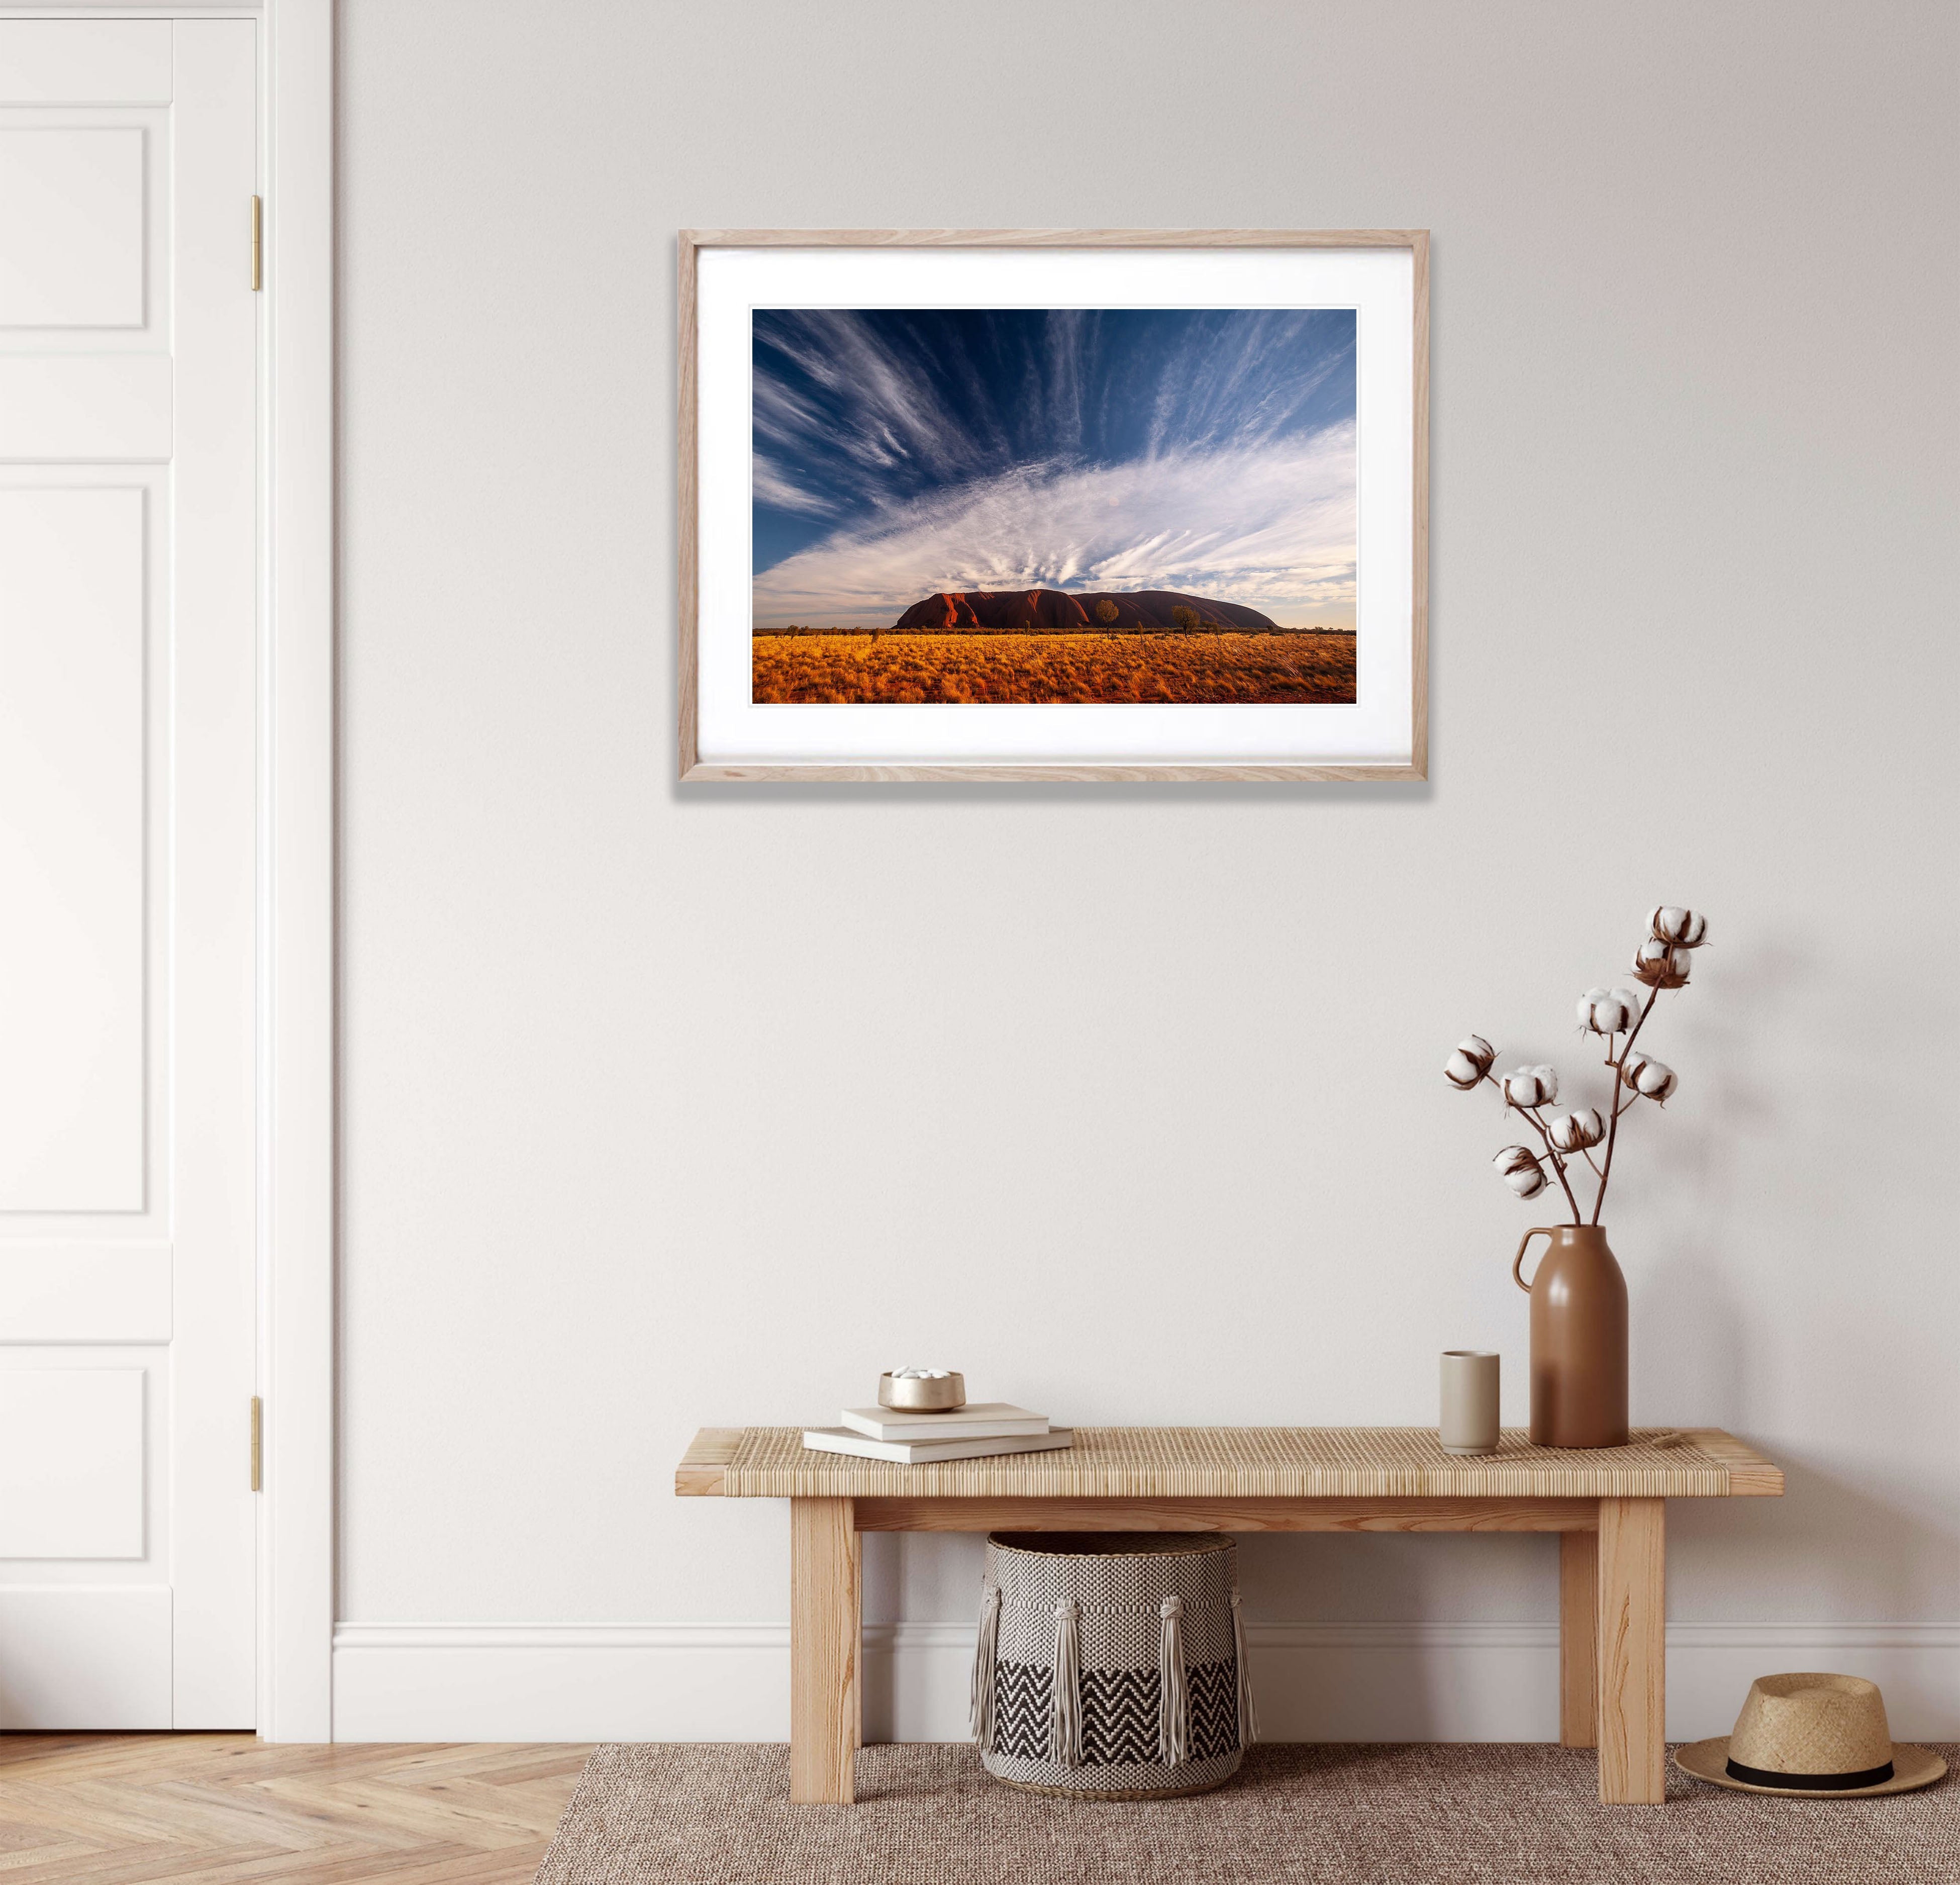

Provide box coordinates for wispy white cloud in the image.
[752,455,835,515]
[755,311,993,482]
[752,423,1356,628]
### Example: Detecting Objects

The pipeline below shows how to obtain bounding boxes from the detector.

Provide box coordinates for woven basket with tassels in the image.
[970,1532,1255,1799]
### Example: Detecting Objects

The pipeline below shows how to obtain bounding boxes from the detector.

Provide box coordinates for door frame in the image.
[1,0,335,1742]
[258,0,335,1745]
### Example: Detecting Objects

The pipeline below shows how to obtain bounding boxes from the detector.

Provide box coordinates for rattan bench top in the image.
[675,1425,1781,1500]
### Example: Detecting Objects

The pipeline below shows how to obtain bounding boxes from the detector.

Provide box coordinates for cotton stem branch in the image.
[1592,987,1661,1224]
[1520,1104,1584,1223]
[1479,1070,1581,1222]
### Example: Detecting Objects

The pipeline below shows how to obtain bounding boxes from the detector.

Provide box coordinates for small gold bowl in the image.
[878,1371,966,1412]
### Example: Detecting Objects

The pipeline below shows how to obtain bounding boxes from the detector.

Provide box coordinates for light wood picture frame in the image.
[678,230,1429,783]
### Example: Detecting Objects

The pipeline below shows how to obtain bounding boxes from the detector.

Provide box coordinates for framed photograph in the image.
[678,230,1427,782]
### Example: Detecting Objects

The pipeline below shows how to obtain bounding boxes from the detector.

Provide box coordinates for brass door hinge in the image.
[250,1395,263,1491]
[251,197,263,291]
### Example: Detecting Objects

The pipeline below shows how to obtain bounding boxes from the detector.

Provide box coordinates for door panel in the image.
[0,19,257,1729]
[0,22,171,107]
[0,357,173,459]
[0,487,146,1211]
[0,127,147,326]
[0,1370,145,1558]
[0,1245,171,1342]
[0,1586,172,1730]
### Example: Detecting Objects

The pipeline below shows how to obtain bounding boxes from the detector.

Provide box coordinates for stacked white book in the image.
[803,1403,1071,1465]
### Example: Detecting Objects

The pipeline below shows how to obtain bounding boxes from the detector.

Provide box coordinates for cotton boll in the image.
[1631,938,1693,989]
[1648,906,1709,949]
[1620,1050,1678,1101]
[1502,1065,1558,1108]
[1577,989,1639,1034]
[1493,1145,1548,1198]
[1445,1035,1497,1089]
[1548,1107,1606,1152]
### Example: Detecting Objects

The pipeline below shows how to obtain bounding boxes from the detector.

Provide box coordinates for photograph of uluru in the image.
[751,308,1357,705]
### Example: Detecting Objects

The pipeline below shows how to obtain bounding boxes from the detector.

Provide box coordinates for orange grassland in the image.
[751,631,1357,705]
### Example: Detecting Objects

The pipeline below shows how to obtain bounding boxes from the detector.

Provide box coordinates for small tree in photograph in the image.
[1171,604,1200,631]
[1095,598,1120,627]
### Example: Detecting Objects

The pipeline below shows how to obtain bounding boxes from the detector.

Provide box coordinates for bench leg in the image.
[1558,1528,1597,1749]
[791,1496,858,1803]
[1596,1496,1665,1803]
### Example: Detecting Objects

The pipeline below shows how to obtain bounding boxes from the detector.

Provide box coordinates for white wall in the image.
[336,0,1960,1738]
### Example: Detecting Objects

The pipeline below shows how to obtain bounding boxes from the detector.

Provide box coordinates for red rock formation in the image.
[889,589,1277,632]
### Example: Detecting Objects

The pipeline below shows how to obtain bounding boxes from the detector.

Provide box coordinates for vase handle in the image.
[1513,1227,1554,1293]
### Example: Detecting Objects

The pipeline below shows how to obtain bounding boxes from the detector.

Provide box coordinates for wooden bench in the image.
[675,1424,1782,1806]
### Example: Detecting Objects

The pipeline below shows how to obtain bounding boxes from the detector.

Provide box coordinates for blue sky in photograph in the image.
[751,308,1358,629]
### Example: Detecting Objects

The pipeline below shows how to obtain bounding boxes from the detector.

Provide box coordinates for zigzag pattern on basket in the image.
[990,1662,1054,1762]
[1078,1669,1161,1765]
[993,1660,1245,1767]
[1187,1659,1243,1761]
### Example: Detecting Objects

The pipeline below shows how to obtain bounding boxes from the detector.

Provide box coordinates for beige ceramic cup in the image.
[1439,1351,1501,1454]
[878,1370,966,1412]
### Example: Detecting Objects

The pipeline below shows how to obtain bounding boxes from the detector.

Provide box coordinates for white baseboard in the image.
[331,1620,1960,1744]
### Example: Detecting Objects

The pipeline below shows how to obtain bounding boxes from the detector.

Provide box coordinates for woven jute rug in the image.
[534,1742,1959,1884]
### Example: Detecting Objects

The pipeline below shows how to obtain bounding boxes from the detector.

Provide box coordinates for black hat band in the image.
[1725,1756,1895,1790]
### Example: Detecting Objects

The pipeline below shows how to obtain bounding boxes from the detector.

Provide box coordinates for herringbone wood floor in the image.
[0,1736,590,1884]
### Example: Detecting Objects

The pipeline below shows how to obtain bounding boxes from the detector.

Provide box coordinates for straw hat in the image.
[1676,1672,1945,1797]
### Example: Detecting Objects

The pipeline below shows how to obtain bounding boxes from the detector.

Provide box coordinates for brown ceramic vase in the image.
[1512,1224,1629,1448]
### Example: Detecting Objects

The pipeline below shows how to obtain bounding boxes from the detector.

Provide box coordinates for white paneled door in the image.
[0,21,257,1727]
